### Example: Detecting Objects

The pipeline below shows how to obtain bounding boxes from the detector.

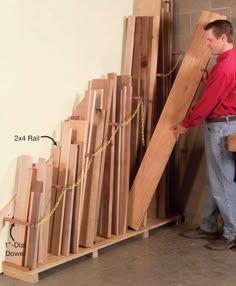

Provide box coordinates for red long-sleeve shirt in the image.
[182,48,236,128]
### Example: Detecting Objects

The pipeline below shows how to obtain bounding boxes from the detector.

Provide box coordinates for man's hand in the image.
[170,122,188,141]
[201,68,208,84]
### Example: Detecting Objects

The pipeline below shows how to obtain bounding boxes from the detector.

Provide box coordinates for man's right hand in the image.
[170,122,188,141]
[201,68,208,84]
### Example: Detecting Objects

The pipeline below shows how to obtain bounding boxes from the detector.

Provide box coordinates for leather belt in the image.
[206,115,236,123]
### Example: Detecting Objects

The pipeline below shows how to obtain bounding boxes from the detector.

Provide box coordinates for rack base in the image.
[3,215,181,283]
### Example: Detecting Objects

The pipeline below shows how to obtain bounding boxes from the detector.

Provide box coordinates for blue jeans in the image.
[200,120,236,240]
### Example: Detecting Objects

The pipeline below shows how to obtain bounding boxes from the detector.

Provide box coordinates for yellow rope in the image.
[157,52,183,78]
[34,99,144,228]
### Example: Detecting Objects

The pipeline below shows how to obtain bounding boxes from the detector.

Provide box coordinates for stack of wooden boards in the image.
[127,10,227,230]
[122,0,176,222]
[3,0,168,271]
[5,74,135,270]
[1,0,226,277]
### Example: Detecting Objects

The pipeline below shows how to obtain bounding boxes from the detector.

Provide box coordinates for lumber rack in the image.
[3,215,181,283]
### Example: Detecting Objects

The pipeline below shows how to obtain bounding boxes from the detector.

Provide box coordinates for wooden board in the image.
[122,16,136,75]
[119,87,127,234]
[130,17,142,184]
[128,10,227,230]
[71,143,83,253]
[61,144,78,256]
[51,127,72,255]
[90,79,113,240]
[79,109,106,247]
[134,0,161,16]
[48,147,61,253]
[25,169,42,270]
[118,77,132,235]
[36,159,48,265]
[64,119,88,203]
[98,73,117,238]
[7,155,33,266]
[133,0,162,144]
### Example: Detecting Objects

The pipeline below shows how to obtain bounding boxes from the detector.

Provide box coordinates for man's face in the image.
[206,29,224,55]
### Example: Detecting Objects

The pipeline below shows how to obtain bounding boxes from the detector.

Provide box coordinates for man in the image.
[172,19,236,250]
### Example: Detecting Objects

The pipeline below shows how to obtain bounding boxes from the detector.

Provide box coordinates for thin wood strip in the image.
[130,17,142,185]
[25,168,42,270]
[43,163,53,260]
[122,16,136,75]
[146,15,160,144]
[36,159,47,265]
[24,179,34,268]
[48,147,61,253]
[112,80,123,235]
[71,142,83,253]
[119,87,127,235]
[61,144,78,255]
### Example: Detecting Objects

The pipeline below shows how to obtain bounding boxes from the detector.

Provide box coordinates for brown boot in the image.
[180,227,219,240]
[206,237,236,250]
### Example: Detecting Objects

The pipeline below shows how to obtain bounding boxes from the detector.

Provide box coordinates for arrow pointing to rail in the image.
[40,136,57,146]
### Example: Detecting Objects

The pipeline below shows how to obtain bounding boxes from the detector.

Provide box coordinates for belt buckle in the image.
[226,116,229,122]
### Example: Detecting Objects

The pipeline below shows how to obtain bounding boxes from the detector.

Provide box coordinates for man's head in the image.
[204,20,233,55]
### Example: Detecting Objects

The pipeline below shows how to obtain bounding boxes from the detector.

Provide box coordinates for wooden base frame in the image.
[3,215,181,283]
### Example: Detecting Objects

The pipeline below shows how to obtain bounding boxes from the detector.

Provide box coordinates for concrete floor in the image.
[1,223,236,286]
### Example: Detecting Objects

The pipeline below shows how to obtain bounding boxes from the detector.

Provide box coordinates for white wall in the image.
[0,0,133,272]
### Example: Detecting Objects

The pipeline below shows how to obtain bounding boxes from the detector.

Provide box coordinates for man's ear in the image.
[221,33,227,42]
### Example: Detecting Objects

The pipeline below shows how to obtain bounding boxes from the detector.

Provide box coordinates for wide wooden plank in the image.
[80,109,106,247]
[7,155,33,266]
[134,0,162,144]
[128,10,227,230]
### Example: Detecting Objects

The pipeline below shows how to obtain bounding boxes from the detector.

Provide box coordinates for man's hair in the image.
[204,20,233,43]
